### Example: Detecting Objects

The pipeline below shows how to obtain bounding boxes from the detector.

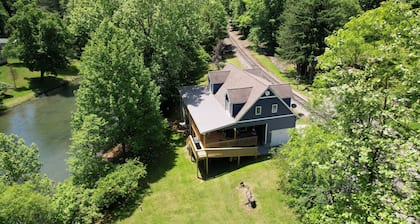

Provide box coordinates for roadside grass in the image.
[225,57,243,68]
[0,59,79,108]
[250,52,313,101]
[118,134,297,224]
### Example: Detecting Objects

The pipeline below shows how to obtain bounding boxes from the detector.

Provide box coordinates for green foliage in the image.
[277,0,361,83]
[359,0,385,10]
[0,133,42,184]
[0,181,53,224]
[65,0,121,57]
[92,159,147,210]
[246,0,286,54]
[283,2,419,223]
[68,115,113,186]
[0,2,9,36]
[198,0,228,51]
[73,19,167,162]
[4,0,70,78]
[279,126,338,217]
[52,180,102,224]
[114,0,210,107]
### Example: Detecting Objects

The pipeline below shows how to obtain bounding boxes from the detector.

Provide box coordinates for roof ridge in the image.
[227,86,253,91]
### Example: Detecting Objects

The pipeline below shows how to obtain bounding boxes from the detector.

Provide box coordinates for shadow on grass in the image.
[27,76,77,97]
[57,64,80,76]
[198,155,273,180]
[7,62,26,68]
[112,131,179,221]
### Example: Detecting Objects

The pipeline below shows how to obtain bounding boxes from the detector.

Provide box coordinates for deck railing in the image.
[205,136,257,148]
[186,135,259,177]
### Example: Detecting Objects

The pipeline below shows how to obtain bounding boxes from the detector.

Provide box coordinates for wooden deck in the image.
[186,135,258,177]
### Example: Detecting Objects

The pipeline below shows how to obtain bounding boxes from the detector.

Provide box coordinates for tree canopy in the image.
[280,1,419,223]
[276,0,361,83]
[71,19,167,168]
[3,0,70,78]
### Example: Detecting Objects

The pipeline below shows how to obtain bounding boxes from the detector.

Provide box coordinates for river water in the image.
[0,84,77,182]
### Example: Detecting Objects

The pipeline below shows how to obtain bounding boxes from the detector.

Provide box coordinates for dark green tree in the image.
[277,0,361,83]
[3,0,70,79]
[247,0,286,54]
[359,0,385,10]
[0,2,9,36]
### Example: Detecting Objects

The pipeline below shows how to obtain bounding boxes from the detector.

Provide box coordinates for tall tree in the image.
[277,0,361,83]
[65,0,120,57]
[247,0,286,54]
[3,0,70,79]
[114,0,209,110]
[72,20,167,164]
[282,1,419,223]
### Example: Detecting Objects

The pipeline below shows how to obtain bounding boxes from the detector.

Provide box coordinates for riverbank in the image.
[0,59,80,111]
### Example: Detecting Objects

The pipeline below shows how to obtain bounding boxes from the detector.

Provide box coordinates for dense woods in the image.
[0,0,418,223]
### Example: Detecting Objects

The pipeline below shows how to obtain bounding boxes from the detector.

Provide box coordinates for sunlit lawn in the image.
[0,59,79,108]
[118,134,297,224]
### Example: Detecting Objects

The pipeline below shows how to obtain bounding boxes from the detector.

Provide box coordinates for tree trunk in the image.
[40,70,45,80]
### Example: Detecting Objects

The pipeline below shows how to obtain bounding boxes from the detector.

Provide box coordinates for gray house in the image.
[0,38,7,65]
[180,64,296,175]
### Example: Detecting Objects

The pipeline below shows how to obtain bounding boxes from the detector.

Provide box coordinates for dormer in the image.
[225,87,252,117]
[208,71,230,94]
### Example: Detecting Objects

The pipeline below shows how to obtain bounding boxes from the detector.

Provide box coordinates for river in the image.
[0,84,77,182]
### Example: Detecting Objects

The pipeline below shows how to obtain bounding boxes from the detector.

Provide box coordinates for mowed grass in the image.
[118,139,297,224]
[0,59,79,108]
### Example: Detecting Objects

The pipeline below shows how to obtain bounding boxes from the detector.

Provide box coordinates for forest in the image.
[0,0,418,223]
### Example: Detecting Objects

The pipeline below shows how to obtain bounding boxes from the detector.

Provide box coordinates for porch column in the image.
[203,133,207,148]
[234,128,237,139]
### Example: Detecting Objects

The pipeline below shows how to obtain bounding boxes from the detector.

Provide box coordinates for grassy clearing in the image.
[0,59,79,108]
[118,134,297,224]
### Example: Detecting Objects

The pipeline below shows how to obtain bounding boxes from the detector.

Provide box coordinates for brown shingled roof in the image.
[227,87,253,104]
[269,84,292,99]
[208,71,230,84]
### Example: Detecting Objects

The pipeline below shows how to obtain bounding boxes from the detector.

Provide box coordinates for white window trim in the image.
[272,104,278,113]
[255,106,262,115]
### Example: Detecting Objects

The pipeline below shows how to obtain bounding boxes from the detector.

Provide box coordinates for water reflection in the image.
[0,84,77,182]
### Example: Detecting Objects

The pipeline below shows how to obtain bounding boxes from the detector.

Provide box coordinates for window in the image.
[272,104,278,113]
[255,106,262,115]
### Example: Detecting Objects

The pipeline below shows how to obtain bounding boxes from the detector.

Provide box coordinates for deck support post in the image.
[237,156,240,167]
[196,160,199,178]
[206,157,209,175]
[234,128,237,139]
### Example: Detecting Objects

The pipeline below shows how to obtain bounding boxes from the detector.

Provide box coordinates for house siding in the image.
[232,103,244,117]
[240,97,292,121]
[282,98,291,107]
[211,83,223,94]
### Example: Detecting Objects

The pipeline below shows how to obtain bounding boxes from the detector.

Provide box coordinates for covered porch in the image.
[185,135,259,178]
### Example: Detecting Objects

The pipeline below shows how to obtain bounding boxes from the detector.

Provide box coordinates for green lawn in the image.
[118,134,297,224]
[0,59,79,108]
